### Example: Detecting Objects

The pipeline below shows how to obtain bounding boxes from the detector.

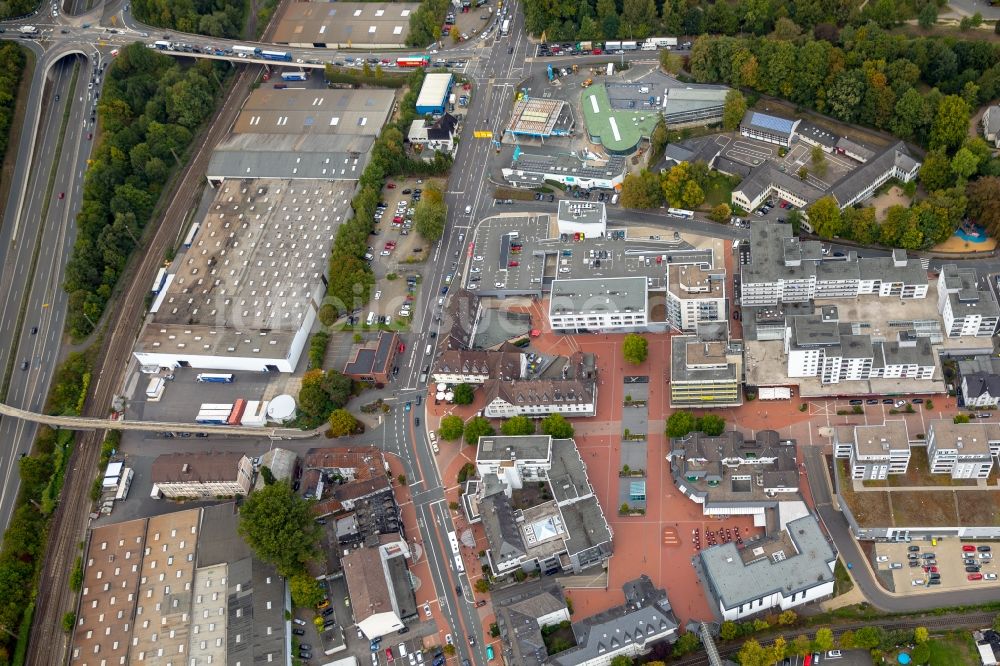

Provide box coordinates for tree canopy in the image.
[415,185,448,241]
[238,482,322,578]
[439,414,465,440]
[540,413,575,439]
[501,415,536,436]
[464,416,495,445]
[452,383,475,405]
[623,334,649,365]
[328,409,359,437]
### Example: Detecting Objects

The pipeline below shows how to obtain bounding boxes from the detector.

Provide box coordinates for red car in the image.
[923,566,938,573]
[86,132,93,140]
[385,647,394,662]
[969,573,984,580]
[387,183,396,189]
[393,216,402,223]
[963,545,976,552]
[58,192,64,199]
[592,48,602,55]
[508,261,519,267]
[398,342,405,353]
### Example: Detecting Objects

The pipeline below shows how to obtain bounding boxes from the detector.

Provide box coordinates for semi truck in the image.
[261,49,292,62]
[281,71,308,81]
[621,40,638,50]
[19,26,37,34]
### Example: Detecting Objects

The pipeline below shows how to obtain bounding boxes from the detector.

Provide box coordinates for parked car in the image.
[963,545,976,552]
[979,545,992,552]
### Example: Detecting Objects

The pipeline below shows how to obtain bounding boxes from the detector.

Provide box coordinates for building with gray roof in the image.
[661,86,729,127]
[466,436,613,576]
[670,322,743,408]
[502,150,627,190]
[549,575,679,666]
[827,141,920,208]
[207,133,374,182]
[983,105,1000,147]
[937,264,1000,338]
[963,372,1000,408]
[700,514,836,621]
[272,1,418,49]
[833,421,912,481]
[740,111,800,147]
[549,277,649,332]
[495,584,569,666]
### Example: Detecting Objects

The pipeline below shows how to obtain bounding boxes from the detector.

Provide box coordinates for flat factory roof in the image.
[234,88,395,136]
[273,2,418,47]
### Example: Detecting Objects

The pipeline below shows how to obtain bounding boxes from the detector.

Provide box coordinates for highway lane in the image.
[0,55,96,535]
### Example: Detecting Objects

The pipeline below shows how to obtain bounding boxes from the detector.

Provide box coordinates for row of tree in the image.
[0,44,26,168]
[131,0,247,39]
[735,624,932,666]
[62,44,228,338]
[665,410,726,437]
[524,0,942,46]
[688,26,1000,150]
[319,67,453,325]
[438,412,575,444]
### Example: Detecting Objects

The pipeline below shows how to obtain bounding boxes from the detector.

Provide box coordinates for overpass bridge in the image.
[0,401,315,439]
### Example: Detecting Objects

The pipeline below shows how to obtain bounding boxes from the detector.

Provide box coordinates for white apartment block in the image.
[833,421,911,481]
[666,263,726,332]
[926,419,1000,480]
[549,277,649,332]
[475,435,553,490]
[937,265,1000,338]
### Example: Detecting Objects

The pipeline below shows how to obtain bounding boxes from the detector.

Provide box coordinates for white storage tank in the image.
[267,394,297,423]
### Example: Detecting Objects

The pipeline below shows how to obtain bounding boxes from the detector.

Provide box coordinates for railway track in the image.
[671,612,997,666]
[26,58,269,666]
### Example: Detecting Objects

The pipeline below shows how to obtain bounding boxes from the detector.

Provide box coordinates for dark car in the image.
[922,553,936,559]
[475,600,487,607]
[967,565,982,573]
[979,545,992,552]
[397,627,410,634]
[414,417,420,426]
[929,573,941,580]
[866,399,879,405]
[300,644,312,651]
[293,628,305,636]
[30,326,37,335]
[908,545,920,552]
[912,398,924,404]
[20,360,28,371]
[882,398,894,404]
[908,560,920,567]
[849,399,863,405]
[322,607,335,617]
[455,585,462,595]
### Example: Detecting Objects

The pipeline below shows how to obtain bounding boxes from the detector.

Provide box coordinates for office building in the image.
[739,111,800,147]
[669,322,743,408]
[343,539,416,639]
[557,200,607,238]
[549,277,649,332]
[495,584,570,666]
[502,151,626,190]
[666,263,726,331]
[700,515,836,621]
[150,452,254,499]
[937,265,1000,338]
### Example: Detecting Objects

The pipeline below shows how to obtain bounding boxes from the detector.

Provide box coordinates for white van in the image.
[610,193,619,205]
[425,344,433,355]
[366,311,376,326]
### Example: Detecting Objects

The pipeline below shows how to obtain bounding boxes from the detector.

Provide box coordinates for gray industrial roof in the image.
[233,88,395,136]
[670,334,739,383]
[549,438,592,504]
[273,2,418,47]
[796,122,838,148]
[829,141,916,206]
[550,277,647,316]
[700,515,836,610]
[208,133,375,180]
[510,151,627,180]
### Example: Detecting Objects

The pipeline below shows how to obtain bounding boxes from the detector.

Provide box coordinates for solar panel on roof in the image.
[749,112,795,135]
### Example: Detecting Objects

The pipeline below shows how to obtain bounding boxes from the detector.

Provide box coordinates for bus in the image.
[667,207,694,219]
[281,71,309,81]
[196,373,234,383]
[447,530,460,556]
[501,18,510,35]
[454,554,465,573]
[396,55,430,68]
[151,267,168,294]
[154,40,171,50]
[182,221,200,248]
[233,45,261,57]
[115,468,133,501]
[261,49,293,62]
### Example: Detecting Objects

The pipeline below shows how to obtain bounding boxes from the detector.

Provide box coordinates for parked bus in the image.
[396,55,430,67]
[154,40,171,50]
[448,530,460,555]
[151,267,168,294]
[115,468,133,501]
[454,554,465,573]
[196,373,234,383]
[667,207,694,219]
[501,18,510,35]
[621,40,638,50]
[182,221,200,248]
[232,45,261,57]
[281,71,309,81]
[261,49,292,62]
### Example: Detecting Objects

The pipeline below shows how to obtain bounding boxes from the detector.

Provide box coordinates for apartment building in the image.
[666,263,726,332]
[466,435,613,576]
[150,452,254,500]
[669,322,743,408]
[741,222,928,308]
[937,265,1000,338]
[833,421,911,480]
[926,419,1000,480]
[549,277,649,332]
[963,373,1000,409]
[343,539,416,639]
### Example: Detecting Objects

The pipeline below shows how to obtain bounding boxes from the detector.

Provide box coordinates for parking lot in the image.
[874,539,999,593]
[780,650,873,665]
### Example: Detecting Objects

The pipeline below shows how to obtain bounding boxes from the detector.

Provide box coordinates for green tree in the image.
[913,626,929,644]
[720,620,739,640]
[737,638,770,666]
[967,176,1000,239]
[697,414,726,436]
[709,203,732,223]
[290,573,326,608]
[917,2,936,28]
[681,180,705,208]
[951,147,981,183]
[790,634,811,655]
[328,409,358,437]
[810,145,828,177]
[620,170,664,209]
[660,51,684,75]
[807,196,842,238]
[930,95,971,153]
[777,610,798,626]
[540,413,575,439]
[838,629,855,649]
[954,414,971,424]
[62,612,76,634]
[672,631,702,656]
[464,416,496,446]
[238,482,322,577]
[298,369,334,421]
[452,383,475,405]
[920,149,955,192]
[501,415,536,436]
[439,414,465,440]
[771,16,802,40]
[474,578,490,593]
[609,656,633,666]
[814,627,834,652]
[722,90,747,131]
[415,185,448,241]
[666,410,697,438]
[623,333,648,365]
[853,626,884,649]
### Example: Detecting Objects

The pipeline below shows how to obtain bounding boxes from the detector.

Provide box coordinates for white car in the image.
[980,552,993,560]
[494,282,504,288]
[876,555,889,563]
[380,250,391,256]
[428,432,437,444]
[474,255,484,261]
[374,291,382,300]
[470,267,481,273]
[985,573,998,580]
[911,579,925,586]
[445,634,453,646]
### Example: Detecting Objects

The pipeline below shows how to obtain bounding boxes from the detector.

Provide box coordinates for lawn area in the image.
[861,447,979,488]
[542,622,576,655]
[837,459,894,527]
[957,491,1000,527]
[702,171,741,208]
[889,490,958,528]
[924,632,978,665]
[833,558,854,596]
